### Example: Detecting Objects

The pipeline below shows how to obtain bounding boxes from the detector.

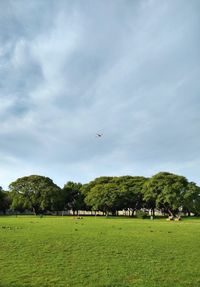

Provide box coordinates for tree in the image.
[0,187,4,211]
[83,176,148,216]
[10,191,27,213]
[9,175,63,214]
[62,181,85,215]
[143,172,188,217]
[0,187,12,214]
[183,182,200,216]
[81,177,115,212]
[84,179,126,215]
[118,176,148,216]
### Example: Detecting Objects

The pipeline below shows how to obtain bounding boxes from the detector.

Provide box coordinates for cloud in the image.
[0,0,200,188]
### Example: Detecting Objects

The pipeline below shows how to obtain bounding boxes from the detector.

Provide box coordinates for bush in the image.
[136,210,148,219]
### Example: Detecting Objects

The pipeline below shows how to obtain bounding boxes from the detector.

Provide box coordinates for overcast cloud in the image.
[0,0,200,189]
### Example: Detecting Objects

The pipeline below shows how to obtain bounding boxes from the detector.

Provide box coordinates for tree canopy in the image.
[0,187,10,214]
[0,172,199,217]
[9,175,62,214]
[84,176,148,215]
[62,181,85,214]
[143,172,188,216]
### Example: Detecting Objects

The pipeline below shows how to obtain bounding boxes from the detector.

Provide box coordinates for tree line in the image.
[0,172,200,217]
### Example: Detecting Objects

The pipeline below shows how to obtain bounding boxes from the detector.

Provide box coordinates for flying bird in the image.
[96,133,103,137]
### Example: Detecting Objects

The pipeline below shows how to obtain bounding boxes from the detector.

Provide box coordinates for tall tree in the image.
[84,176,134,215]
[118,176,148,216]
[85,181,125,215]
[83,176,148,215]
[0,187,11,214]
[143,172,188,217]
[9,175,62,214]
[0,187,4,212]
[183,182,200,216]
[62,181,84,215]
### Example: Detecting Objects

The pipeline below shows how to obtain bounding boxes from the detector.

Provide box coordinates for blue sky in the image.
[0,0,200,189]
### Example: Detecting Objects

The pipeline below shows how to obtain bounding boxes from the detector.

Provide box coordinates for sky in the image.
[0,0,200,189]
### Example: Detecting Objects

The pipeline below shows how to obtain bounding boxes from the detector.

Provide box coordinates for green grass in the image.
[0,216,200,287]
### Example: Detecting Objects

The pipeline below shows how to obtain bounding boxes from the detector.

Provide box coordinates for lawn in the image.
[0,216,199,287]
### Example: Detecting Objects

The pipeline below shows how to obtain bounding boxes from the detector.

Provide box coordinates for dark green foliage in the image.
[62,181,85,214]
[84,176,148,215]
[143,172,188,216]
[0,188,11,214]
[9,175,63,214]
[120,176,148,214]
[85,181,125,214]
[9,190,26,213]
[183,182,200,216]
[1,171,200,216]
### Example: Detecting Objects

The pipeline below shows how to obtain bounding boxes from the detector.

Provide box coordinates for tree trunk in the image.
[168,209,174,218]
[32,207,37,215]
[151,208,155,218]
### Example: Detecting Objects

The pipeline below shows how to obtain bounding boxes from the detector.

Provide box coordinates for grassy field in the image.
[0,216,199,287]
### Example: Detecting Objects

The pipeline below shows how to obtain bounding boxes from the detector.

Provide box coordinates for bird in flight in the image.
[96,133,103,137]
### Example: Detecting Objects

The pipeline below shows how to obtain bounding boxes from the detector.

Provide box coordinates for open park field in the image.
[0,216,199,287]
